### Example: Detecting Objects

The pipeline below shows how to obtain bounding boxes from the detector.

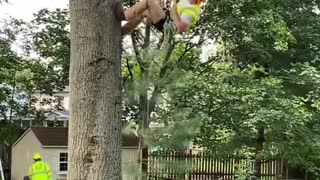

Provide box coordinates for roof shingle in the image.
[30,127,139,147]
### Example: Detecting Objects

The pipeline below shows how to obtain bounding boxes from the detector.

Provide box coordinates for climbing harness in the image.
[163,0,172,12]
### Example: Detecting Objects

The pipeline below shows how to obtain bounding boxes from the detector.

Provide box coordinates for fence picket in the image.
[147,150,283,180]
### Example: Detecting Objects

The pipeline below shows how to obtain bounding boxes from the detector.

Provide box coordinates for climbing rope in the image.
[160,0,181,51]
[162,18,175,49]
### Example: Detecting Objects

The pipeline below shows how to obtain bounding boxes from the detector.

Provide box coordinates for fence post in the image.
[142,147,148,179]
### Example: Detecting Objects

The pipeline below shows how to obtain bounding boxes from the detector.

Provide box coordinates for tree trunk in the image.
[9,83,15,123]
[131,21,177,177]
[133,24,152,178]
[253,127,265,180]
[68,0,122,179]
[137,67,149,177]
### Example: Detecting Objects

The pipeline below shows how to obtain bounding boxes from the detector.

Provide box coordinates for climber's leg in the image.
[116,0,166,23]
[140,10,168,31]
[122,16,144,35]
[127,0,166,23]
[153,15,169,31]
[121,14,168,34]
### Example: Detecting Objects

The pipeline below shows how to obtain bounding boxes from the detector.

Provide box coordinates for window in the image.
[47,121,64,127]
[59,153,68,171]
[47,121,55,127]
[55,121,64,127]
[22,120,30,127]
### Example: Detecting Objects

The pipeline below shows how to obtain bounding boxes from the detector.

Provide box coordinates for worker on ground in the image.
[115,0,205,35]
[28,153,52,180]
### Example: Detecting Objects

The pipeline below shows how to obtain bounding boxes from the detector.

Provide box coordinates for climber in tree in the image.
[115,0,205,35]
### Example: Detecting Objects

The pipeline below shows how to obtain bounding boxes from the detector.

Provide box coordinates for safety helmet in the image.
[191,0,205,5]
[33,153,42,160]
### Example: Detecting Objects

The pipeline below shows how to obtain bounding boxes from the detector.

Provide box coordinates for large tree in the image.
[68,0,122,179]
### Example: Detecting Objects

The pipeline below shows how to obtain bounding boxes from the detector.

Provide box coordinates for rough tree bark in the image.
[68,0,122,179]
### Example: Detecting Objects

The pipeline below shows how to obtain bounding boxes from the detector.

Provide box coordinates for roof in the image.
[46,111,69,121]
[13,127,139,147]
[32,127,68,146]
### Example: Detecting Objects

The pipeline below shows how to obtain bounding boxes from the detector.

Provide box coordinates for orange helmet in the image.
[192,0,204,5]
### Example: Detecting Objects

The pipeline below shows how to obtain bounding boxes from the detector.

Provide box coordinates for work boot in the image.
[114,1,126,21]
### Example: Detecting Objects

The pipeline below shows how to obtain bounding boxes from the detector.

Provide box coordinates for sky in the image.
[0,0,68,21]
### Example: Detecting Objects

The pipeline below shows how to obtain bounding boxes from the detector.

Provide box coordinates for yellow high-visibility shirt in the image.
[28,161,52,180]
[177,0,201,26]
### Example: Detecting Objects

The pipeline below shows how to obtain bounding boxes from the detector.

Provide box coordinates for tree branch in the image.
[200,56,220,66]
[126,57,134,81]
[156,33,165,49]
[143,23,151,49]
[209,102,230,115]
[131,31,143,67]
[163,41,176,64]
[176,34,206,63]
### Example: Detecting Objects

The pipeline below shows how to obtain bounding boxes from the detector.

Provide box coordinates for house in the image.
[0,86,71,129]
[30,87,203,151]
[9,111,69,129]
[32,86,70,111]
[11,127,140,180]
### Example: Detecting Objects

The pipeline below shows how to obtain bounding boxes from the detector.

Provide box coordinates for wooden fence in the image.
[147,150,283,180]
